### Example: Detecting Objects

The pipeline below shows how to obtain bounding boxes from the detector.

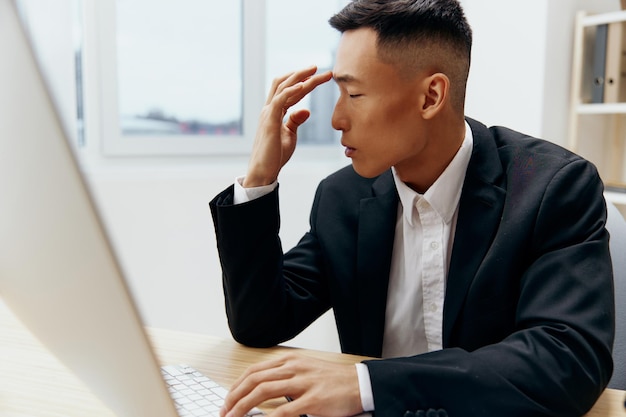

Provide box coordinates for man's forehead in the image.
[333,28,380,84]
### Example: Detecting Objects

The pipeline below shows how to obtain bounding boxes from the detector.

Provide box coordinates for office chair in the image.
[606,201,626,390]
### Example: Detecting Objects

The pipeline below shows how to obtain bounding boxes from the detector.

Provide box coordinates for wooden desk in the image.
[0,302,624,417]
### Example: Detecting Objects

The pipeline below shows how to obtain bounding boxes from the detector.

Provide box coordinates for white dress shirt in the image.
[232,122,474,412]
[383,126,473,357]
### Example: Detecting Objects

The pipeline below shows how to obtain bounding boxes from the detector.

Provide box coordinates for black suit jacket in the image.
[209,118,615,417]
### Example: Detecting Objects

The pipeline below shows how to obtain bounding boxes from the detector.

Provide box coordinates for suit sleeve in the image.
[209,184,331,347]
[364,158,615,417]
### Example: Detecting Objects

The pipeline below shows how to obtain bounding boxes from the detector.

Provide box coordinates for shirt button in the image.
[430,241,439,250]
[429,303,438,313]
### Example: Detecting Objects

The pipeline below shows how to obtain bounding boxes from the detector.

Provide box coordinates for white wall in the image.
[463,1,549,138]
[22,0,623,353]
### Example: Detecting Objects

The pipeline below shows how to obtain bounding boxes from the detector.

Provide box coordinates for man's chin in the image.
[351,162,390,179]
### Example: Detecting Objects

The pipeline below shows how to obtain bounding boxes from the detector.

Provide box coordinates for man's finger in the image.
[267,66,318,105]
[226,378,298,417]
[294,70,333,103]
[223,355,300,416]
[270,396,311,417]
[269,67,333,110]
[229,355,295,391]
[285,109,311,134]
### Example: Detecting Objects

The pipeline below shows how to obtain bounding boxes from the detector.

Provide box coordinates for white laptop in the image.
[0,1,252,416]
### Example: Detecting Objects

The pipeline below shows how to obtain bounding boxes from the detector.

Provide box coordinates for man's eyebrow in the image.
[333,73,359,84]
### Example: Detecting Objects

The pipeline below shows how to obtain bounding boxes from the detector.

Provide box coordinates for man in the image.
[210,1,615,416]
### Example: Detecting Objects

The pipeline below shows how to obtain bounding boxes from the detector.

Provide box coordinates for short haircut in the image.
[329,0,473,112]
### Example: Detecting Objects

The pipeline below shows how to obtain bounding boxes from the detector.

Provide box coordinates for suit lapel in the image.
[351,119,506,354]
[443,119,506,346]
[355,171,398,358]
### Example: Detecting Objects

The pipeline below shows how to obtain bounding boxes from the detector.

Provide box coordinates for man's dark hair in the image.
[329,0,472,112]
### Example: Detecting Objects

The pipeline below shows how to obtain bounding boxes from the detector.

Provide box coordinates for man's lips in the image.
[343,143,356,157]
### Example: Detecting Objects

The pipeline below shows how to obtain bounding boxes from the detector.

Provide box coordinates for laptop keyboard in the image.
[161,364,264,417]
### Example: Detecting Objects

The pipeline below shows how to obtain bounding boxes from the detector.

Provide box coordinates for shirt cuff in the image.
[233,175,278,205]
[355,363,375,412]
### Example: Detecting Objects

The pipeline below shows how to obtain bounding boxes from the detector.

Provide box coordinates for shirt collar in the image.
[392,121,474,226]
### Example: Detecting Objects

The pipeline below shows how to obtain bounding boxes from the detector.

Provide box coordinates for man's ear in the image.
[420,73,449,119]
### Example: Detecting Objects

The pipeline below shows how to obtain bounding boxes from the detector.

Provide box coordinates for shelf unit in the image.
[569,10,626,210]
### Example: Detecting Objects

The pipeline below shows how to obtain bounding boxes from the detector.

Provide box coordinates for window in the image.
[95,0,259,156]
[116,1,243,138]
[86,0,344,157]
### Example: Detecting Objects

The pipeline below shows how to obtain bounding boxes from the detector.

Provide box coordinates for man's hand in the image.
[243,66,333,188]
[220,353,364,417]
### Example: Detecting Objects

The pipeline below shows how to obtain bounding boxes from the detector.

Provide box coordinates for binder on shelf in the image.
[604,22,626,103]
[592,24,608,103]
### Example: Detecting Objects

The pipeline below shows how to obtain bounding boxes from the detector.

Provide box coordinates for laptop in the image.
[0,1,249,416]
